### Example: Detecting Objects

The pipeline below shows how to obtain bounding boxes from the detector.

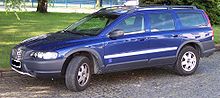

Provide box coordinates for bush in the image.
[139,0,220,25]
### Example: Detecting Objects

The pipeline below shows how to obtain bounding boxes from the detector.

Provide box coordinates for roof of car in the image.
[97,5,198,15]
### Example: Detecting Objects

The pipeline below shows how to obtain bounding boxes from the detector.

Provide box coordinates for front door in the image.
[104,13,150,70]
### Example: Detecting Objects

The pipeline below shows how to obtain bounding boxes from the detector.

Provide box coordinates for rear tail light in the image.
[212,29,214,40]
[204,12,214,40]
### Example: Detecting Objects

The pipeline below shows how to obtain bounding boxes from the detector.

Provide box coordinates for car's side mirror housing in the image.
[108,29,124,39]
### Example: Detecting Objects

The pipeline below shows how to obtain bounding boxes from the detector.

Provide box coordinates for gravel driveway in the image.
[1,52,220,98]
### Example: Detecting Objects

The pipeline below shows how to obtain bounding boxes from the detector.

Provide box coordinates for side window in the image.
[124,16,136,25]
[177,12,207,27]
[111,15,145,34]
[149,13,175,32]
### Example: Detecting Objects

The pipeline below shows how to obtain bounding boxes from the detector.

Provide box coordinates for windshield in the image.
[65,14,118,36]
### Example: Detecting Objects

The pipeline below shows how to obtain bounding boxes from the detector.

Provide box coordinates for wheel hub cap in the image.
[181,51,197,72]
[77,63,89,86]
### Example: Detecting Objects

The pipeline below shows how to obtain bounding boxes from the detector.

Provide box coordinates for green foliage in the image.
[5,0,26,20]
[139,0,220,25]
[5,0,26,11]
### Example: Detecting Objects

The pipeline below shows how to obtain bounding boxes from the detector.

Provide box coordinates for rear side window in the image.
[177,12,207,28]
[149,13,175,32]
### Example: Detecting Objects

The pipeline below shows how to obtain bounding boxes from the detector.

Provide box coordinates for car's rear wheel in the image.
[174,46,200,75]
[65,56,92,91]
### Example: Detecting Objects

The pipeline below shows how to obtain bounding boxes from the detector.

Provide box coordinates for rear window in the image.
[149,13,175,32]
[177,12,207,28]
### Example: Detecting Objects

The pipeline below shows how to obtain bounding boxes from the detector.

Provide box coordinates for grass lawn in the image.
[0,12,87,69]
[0,12,219,69]
[213,25,220,44]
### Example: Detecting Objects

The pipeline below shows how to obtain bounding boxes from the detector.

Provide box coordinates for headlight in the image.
[30,52,58,59]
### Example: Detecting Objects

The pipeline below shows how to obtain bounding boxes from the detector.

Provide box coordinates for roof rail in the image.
[98,6,139,14]
[146,5,197,10]
[99,6,138,11]
[97,5,197,14]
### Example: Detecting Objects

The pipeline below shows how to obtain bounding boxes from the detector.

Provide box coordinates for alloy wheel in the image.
[181,51,197,72]
[77,63,90,86]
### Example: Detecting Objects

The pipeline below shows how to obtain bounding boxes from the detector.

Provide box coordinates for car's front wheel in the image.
[174,46,200,75]
[65,56,92,92]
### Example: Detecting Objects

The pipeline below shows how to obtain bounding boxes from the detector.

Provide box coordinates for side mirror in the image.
[108,29,124,39]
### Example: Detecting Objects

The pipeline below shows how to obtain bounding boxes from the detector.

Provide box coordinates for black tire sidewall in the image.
[175,46,200,75]
[65,56,92,91]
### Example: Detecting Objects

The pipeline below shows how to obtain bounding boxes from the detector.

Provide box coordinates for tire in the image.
[174,46,200,75]
[65,56,92,92]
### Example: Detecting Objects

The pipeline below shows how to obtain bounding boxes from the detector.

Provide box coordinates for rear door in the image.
[146,11,182,66]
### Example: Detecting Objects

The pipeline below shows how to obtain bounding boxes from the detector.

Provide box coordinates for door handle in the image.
[137,38,146,41]
[148,37,157,39]
[172,34,179,37]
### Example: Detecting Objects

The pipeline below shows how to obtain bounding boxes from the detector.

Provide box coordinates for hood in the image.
[16,31,90,51]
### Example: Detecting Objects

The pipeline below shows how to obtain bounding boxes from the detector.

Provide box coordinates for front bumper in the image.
[11,58,65,78]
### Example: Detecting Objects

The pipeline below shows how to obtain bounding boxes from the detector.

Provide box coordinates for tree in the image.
[36,0,48,13]
[6,0,49,13]
[139,0,220,25]
[96,0,103,7]
[5,0,26,20]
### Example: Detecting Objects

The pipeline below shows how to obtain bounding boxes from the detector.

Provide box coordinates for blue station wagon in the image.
[11,6,215,91]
